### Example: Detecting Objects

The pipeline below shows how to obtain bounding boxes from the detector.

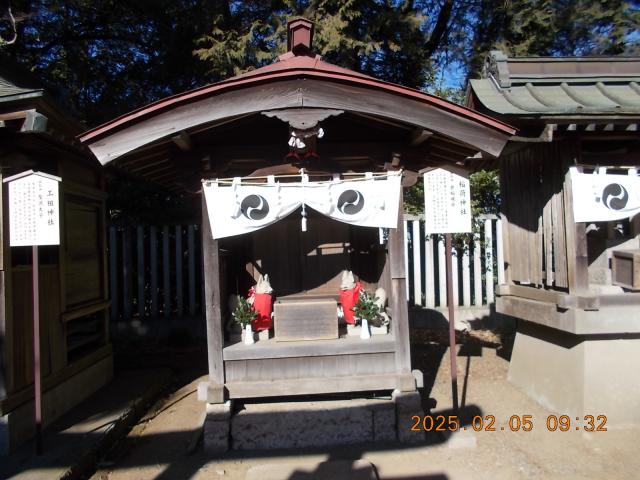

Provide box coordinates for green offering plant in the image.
[352,290,383,328]
[232,295,258,328]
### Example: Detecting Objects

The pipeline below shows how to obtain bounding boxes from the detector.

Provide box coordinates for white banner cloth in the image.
[203,172,401,239]
[570,167,640,223]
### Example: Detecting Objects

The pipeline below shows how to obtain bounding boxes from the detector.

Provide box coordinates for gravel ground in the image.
[91,330,639,480]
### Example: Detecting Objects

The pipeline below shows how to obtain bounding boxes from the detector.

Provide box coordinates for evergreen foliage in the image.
[2,1,637,126]
[232,295,258,327]
[352,290,383,327]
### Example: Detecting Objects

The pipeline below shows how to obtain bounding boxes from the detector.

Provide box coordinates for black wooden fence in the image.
[108,224,204,324]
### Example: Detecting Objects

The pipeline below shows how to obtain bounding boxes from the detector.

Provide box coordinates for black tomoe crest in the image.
[241,194,269,220]
[337,189,365,215]
[602,183,629,211]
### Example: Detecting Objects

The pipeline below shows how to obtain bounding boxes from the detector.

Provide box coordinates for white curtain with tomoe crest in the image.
[202,172,402,239]
[570,167,640,223]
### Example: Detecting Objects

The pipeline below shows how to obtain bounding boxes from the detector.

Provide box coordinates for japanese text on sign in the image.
[5,171,61,246]
[423,168,472,234]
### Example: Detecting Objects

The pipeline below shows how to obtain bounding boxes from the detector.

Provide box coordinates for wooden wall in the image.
[248,211,385,297]
[501,141,573,289]
[63,194,104,306]
[10,266,62,391]
[0,145,110,411]
[225,352,396,383]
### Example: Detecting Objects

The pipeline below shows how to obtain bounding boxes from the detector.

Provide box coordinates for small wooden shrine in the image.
[80,19,513,404]
[467,51,640,427]
[0,64,111,453]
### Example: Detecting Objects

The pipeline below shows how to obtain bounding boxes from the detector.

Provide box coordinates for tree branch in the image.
[0,4,17,45]
[424,0,453,58]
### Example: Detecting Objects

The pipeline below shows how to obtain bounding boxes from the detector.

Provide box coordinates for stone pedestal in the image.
[508,320,640,428]
[231,397,395,450]
[199,391,427,451]
[392,389,426,444]
[203,401,232,453]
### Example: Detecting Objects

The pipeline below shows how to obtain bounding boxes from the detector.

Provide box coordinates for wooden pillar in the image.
[0,271,7,401]
[201,193,225,403]
[388,190,412,377]
[562,144,589,293]
[498,166,513,286]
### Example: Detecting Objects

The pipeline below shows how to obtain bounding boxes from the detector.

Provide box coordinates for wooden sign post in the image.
[4,170,61,455]
[423,167,471,413]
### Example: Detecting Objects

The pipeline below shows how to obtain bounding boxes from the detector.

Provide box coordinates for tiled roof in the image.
[0,74,43,100]
[469,51,640,117]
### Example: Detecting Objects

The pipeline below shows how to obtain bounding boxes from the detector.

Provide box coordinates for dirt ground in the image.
[91,330,640,480]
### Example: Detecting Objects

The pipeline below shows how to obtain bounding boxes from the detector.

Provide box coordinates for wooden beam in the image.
[0,271,6,401]
[61,300,110,323]
[223,335,396,361]
[171,131,193,151]
[562,146,589,293]
[387,188,412,377]
[225,373,414,399]
[410,128,433,146]
[511,123,556,143]
[201,193,225,403]
[0,110,33,121]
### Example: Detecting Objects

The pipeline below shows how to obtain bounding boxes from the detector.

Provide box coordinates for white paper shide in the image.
[423,168,472,234]
[5,171,61,247]
[570,167,640,223]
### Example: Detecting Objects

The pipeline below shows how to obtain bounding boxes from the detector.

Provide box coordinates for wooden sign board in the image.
[274,298,338,341]
[4,171,61,246]
[423,168,472,234]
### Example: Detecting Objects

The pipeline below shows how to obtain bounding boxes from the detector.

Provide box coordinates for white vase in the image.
[243,324,254,345]
[360,319,371,340]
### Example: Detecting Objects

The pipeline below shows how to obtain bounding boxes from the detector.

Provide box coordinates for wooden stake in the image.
[445,234,459,412]
[32,245,42,454]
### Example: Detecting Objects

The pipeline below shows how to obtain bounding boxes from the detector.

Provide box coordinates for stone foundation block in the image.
[203,402,231,453]
[370,401,396,442]
[393,389,425,444]
[231,397,397,450]
[197,382,225,404]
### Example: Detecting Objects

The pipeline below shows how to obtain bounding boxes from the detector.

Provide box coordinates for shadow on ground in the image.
[3,308,514,480]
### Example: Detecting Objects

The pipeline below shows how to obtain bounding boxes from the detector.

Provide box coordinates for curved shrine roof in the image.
[469,51,640,117]
[78,19,514,167]
[81,51,513,142]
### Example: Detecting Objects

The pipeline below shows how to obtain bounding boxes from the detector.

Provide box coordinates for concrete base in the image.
[0,353,113,455]
[203,390,425,451]
[508,321,640,428]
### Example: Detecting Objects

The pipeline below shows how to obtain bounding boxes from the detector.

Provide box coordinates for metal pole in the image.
[445,233,459,413]
[32,245,42,455]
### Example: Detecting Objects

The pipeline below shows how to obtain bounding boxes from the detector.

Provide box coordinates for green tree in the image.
[2,1,637,125]
[194,0,446,89]
[464,0,640,78]
[0,0,229,125]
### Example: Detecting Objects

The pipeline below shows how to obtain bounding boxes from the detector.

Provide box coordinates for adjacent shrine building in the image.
[0,64,112,454]
[467,51,640,427]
